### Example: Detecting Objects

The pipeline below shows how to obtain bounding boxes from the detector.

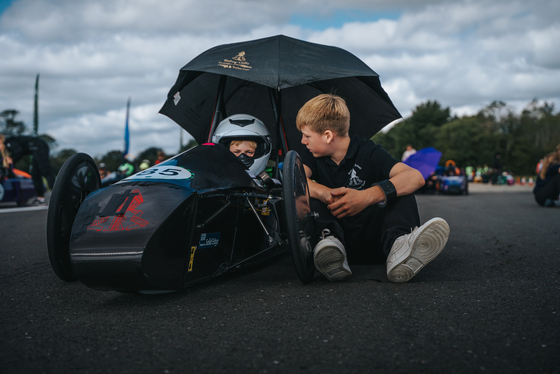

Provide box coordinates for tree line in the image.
[3,98,560,177]
[372,99,560,176]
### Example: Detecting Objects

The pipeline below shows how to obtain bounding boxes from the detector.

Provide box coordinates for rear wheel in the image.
[282,151,315,284]
[47,153,101,281]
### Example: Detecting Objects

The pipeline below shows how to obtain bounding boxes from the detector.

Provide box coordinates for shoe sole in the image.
[387,218,449,283]
[314,243,351,281]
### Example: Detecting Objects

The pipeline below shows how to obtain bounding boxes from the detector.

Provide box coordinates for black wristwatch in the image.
[373,180,397,207]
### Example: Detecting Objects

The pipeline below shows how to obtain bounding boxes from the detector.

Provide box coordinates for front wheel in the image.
[47,153,101,281]
[282,150,315,284]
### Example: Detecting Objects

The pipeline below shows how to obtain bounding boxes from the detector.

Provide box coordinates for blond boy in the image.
[296,94,450,283]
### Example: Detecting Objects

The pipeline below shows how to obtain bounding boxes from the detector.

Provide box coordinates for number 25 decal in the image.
[125,166,193,180]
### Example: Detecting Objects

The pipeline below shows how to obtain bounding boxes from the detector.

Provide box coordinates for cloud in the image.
[1,0,559,158]
[0,0,296,41]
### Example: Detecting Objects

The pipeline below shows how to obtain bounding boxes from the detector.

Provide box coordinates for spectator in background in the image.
[401,144,417,162]
[155,151,166,165]
[492,153,502,185]
[533,144,560,207]
[139,159,150,171]
[98,163,109,179]
[0,134,55,205]
[118,154,137,177]
[536,159,544,175]
[465,166,474,181]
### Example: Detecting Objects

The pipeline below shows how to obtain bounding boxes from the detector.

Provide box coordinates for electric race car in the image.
[0,167,36,206]
[47,142,314,293]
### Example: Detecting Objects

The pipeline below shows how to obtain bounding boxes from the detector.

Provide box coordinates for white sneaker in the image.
[386,217,450,283]
[30,198,48,206]
[313,229,352,281]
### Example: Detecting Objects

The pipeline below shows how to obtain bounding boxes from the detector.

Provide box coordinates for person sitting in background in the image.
[533,144,560,207]
[0,134,56,205]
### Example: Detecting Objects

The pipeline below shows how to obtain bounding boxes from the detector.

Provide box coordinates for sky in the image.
[1,0,559,158]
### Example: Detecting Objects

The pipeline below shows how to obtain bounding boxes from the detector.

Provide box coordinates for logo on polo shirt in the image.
[348,165,365,189]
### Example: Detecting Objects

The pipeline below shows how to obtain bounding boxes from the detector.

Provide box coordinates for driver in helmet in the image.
[229,139,257,159]
[212,114,271,176]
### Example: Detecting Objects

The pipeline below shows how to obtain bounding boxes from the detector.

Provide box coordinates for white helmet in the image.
[212,114,271,175]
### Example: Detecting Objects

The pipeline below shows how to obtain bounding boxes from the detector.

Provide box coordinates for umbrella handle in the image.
[207,75,227,143]
[268,88,288,179]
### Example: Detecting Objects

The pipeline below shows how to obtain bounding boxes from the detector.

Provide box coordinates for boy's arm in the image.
[385,162,426,197]
[304,165,335,204]
[328,162,424,218]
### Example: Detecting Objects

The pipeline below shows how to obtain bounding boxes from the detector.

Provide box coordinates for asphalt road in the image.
[1,185,559,374]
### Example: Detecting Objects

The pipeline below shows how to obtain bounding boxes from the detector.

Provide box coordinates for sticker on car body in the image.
[124,166,193,181]
[188,246,196,272]
[199,232,220,249]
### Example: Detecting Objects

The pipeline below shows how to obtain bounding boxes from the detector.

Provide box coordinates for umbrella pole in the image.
[268,88,287,179]
[207,75,227,143]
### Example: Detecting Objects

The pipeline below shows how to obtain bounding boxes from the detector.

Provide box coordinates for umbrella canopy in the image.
[159,35,401,155]
[404,147,443,180]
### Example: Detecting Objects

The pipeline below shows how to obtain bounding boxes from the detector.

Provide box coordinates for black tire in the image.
[282,150,315,284]
[47,153,101,281]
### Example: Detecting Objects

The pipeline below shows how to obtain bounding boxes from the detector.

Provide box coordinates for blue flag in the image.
[123,97,130,158]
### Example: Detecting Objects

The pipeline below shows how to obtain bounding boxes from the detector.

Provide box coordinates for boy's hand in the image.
[321,189,335,205]
[327,188,373,218]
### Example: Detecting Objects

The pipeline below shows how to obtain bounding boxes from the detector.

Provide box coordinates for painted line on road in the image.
[0,206,49,214]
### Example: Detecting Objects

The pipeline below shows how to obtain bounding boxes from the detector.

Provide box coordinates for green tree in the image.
[374,99,560,175]
[436,116,495,168]
[371,130,397,158]
[373,100,453,159]
[518,101,560,151]
[96,150,125,172]
[0,109,27,135]
[40,133,57,147]
[50,149,77,174]
[137,147,164,166]
[477,101,520,163]
[179,139,198,153]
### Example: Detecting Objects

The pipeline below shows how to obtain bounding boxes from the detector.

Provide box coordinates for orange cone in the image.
[521,177,526,185]
[528,177,534,186]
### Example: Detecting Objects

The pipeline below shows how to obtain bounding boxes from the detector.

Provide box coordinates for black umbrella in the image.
[159,35,401,156]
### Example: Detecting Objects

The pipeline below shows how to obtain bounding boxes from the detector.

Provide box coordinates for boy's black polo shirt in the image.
[300,134,398,190]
